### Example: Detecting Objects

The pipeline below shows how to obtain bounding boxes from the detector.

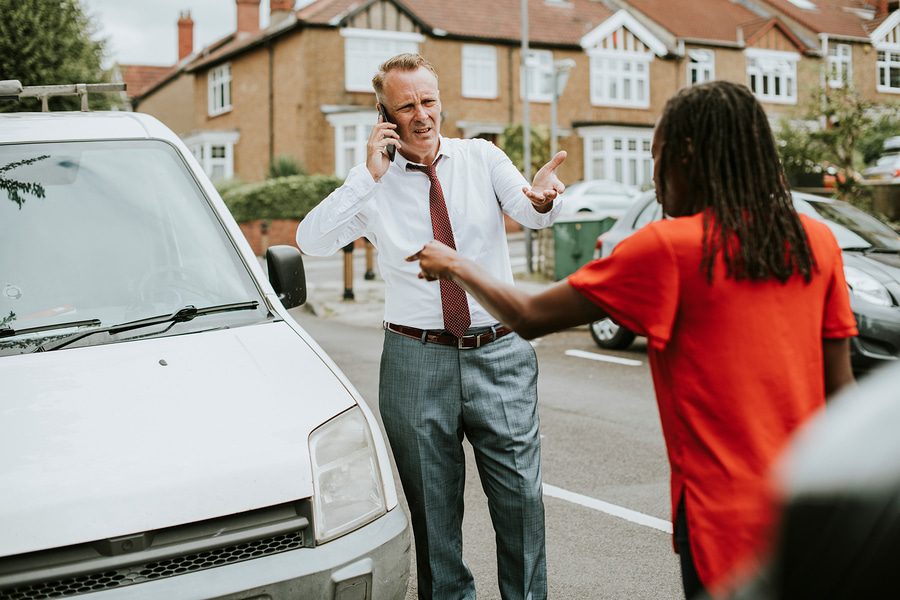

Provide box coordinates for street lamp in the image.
[550,59,575,157]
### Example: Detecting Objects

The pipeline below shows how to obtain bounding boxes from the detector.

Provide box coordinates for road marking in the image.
[543,483,672,534]
[565,349,642,367]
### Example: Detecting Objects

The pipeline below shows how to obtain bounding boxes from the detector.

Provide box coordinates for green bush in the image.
[221,174,343,223]
[268,155,305,178]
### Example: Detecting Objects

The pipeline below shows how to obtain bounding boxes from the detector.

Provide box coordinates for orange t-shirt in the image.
[568,213,858,591]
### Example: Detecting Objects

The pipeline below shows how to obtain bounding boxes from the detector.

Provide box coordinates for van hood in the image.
[0,321,354,558]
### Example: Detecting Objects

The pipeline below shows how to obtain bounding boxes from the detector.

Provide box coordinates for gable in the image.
[580,9,667,57]
[872,11,900,49]
[333,0,424,34]
[744,19,806,53]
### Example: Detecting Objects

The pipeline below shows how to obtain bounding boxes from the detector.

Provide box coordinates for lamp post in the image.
[521,0,533,273]
[550,59,575,157]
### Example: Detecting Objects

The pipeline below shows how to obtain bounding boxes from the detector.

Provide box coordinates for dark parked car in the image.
[589,191,900,374]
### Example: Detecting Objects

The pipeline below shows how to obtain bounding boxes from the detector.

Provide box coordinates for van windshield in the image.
[0,140,269,355]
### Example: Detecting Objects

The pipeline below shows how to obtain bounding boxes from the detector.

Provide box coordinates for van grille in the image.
[0,530,303,600]
[0,500,312,600]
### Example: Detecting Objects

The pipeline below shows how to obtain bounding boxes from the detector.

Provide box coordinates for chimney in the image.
[270,0,294,25]
[877,0,890,18]
[177,10,194,61]
[236,0,261,34]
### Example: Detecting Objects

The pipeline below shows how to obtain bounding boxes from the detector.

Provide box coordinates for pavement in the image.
[299,231,557,328]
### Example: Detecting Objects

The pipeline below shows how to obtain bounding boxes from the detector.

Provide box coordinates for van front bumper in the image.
[76,507,410,600]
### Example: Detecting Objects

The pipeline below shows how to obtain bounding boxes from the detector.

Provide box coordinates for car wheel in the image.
[589,318,636,350]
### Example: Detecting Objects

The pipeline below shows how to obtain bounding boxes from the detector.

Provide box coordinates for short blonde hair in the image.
[372,53,438,103]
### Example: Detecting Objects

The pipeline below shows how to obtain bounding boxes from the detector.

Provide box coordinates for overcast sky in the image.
[82,0,283,66]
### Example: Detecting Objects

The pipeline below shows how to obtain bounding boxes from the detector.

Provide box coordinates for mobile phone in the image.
[378,104,396,161]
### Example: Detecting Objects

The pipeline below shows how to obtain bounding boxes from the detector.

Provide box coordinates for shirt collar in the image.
[396,136,454,171]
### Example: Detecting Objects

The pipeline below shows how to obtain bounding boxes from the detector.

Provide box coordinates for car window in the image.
[796,198,900,251]
[0,140,269,354]
[632,199,661,230]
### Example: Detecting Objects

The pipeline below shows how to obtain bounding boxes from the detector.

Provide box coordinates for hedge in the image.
[220,174,343,223]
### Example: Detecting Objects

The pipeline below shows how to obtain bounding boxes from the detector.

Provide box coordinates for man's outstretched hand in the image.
[523,150,567,212]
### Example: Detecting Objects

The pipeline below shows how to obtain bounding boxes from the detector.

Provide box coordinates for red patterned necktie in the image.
[407,160,472,338]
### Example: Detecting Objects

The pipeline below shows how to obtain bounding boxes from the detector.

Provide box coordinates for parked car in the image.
[558,178,641,219]
[0,83,409,599]
[862,136,900,182]
[590,190,900,375]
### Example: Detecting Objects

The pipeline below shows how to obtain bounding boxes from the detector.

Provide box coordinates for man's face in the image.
[651,127,691,217]
[380,67,442,161]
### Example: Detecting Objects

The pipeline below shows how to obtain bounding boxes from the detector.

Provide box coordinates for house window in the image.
[522,49,554,103]
[877,51,900,93]
[827,44,852,88]
[688,49,715,85]
[342,29,424,93]
[579,127,653,187]
[325,111,377,177]
[184,131,240,182]
[462,45,498,99]
[589,52,651,108]
[208,63,232,116]
[746,49,798,104]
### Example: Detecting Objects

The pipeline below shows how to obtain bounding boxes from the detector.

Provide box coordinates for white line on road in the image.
[543,484,672,534]
[565,349,643,367]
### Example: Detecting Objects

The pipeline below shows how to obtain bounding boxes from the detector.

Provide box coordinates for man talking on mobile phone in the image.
[296,53,566,600]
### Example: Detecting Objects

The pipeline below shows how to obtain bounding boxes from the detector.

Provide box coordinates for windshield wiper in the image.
[843,246,900,254]
[0,318,101,340]
[33,301,259,352]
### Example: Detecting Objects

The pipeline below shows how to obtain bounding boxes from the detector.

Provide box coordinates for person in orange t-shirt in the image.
[407,81,857,598]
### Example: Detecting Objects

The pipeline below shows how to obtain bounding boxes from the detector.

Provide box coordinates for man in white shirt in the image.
[296,53,565,600]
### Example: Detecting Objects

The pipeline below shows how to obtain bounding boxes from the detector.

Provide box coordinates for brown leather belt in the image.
[384,322,513,349]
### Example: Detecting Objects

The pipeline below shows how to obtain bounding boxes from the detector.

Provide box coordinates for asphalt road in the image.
[289,307,683,599]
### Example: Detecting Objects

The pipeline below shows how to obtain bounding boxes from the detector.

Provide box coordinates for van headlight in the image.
[309,407,387,543]
[844,265,893,307]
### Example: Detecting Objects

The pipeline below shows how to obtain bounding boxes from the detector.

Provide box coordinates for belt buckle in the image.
[458,332,486,349]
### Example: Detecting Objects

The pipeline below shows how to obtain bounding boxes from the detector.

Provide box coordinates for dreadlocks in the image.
[656,80,815,283]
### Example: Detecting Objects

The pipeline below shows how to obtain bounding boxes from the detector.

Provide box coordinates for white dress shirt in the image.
[296,136,563,330]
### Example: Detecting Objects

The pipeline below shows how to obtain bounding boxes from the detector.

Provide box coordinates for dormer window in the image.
[746,48,798,104]
[580,10,665,110]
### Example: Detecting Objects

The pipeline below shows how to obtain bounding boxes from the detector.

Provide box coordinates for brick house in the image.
[133,0,898,189]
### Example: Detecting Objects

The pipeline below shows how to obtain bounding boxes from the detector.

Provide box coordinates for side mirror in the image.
[266,245,306,309]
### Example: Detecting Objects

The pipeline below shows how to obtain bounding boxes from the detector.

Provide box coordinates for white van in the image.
[0,91,409,599]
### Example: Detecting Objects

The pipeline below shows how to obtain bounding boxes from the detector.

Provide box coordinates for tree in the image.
[0,0,110,112]
[777,84,900,207]
[499,124,551,176]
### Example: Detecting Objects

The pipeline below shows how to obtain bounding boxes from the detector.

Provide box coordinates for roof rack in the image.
[0,80,126,112]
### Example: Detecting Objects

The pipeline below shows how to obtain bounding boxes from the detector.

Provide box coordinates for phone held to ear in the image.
[378,105,396,162]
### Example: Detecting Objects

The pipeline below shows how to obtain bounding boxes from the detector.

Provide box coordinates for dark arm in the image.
[823,337,855,398]
[408,241,607,339]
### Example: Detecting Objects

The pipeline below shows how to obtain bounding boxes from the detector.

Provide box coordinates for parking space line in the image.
[565,349,643,367]
[543,483,672,534]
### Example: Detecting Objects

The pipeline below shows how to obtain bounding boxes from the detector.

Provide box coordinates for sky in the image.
[82,0,289,67]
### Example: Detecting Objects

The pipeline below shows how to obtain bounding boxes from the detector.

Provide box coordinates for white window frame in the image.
[577,126,654,188]
[325,111,377,177]
[745,48,799,105]
[462,44,498,99]
[877,50,900,94]
[184,130,240,182]
[589,51,652,108]
[827,43,852,88]
[207,63,232,117]
[521,49,554,103]
[687,49,715,86]
[341,28,424,93]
